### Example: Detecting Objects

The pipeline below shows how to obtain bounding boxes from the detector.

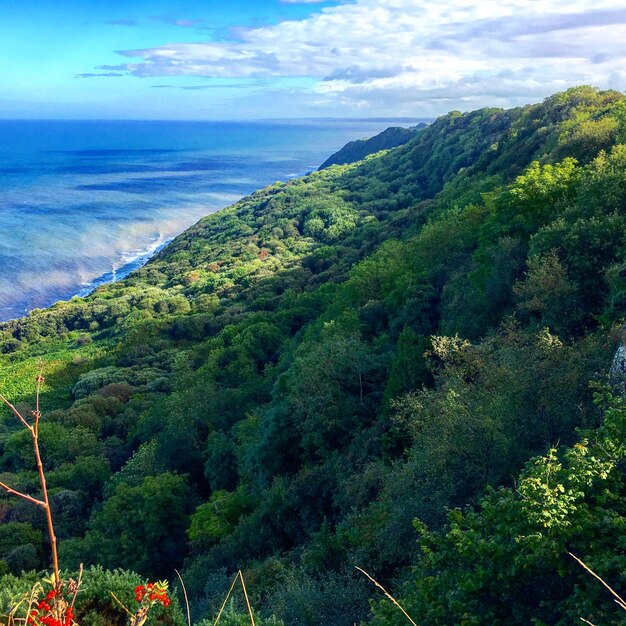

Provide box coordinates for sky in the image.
[0,0,625,119]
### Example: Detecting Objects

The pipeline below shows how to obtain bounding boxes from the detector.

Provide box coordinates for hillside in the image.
[318,123,427,169]
[1,86,626,625]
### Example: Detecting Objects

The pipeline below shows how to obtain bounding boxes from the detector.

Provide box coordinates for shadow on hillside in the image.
[0,348,112,427]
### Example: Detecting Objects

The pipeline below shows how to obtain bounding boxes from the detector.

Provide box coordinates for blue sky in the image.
[1,0,625,119]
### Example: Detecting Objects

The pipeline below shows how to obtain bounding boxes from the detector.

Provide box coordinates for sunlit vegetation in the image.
[1,86,626,624]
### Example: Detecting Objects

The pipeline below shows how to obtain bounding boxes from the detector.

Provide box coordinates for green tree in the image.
[74,473,192,577]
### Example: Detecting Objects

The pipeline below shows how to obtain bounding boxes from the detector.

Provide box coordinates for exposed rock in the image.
[609,326,626,393]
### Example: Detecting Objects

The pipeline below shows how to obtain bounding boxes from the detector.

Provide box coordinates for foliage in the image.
[65,474,192,577]
[1,86,625,623]
[369,392,626,625]
[0,567,185,626]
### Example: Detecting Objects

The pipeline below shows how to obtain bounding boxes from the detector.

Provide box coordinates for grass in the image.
[0,336,114,417]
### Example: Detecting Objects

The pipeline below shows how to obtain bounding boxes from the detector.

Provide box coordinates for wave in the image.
[74,232,172,298]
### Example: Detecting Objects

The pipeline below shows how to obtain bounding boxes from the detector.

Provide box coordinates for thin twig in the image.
[580,618,596,625]
[238,571,256,626]
[175,569,192,626]
[69,564,84,610]
[34,374,44,435]
[355,566,419,626]
[569,552,626,613]
[35,374,43,416]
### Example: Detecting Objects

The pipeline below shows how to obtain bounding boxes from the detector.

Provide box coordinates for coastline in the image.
[7,232,179,324]
[0,118,420,324]
[73,234,173,300]
[8,166,308,323]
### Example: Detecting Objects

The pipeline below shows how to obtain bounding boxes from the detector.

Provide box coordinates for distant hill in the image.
[318,122,427,169]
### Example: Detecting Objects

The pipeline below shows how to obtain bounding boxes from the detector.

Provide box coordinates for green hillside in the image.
[1,86,626,625]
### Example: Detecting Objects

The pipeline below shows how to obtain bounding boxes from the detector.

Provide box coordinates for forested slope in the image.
[1,86,626,625]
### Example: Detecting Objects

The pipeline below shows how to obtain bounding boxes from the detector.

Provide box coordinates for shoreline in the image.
[73,235,173,300]
[1,235,176,325]
[0,118,418,324]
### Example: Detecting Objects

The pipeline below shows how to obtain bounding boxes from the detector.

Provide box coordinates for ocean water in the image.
[0,119,417,321]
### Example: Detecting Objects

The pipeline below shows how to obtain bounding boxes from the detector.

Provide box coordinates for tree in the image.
[76,473,192,577]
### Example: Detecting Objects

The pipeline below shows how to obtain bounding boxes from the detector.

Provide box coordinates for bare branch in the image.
[36,374,43,414]
[0,480,45,507]
[0,392,33,431]
[1,375,61,590]
[34,373,44,432]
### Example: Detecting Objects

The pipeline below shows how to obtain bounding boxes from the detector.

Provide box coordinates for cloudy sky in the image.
[1,0,625,119]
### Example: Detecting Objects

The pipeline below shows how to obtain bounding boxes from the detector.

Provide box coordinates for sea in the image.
[0,118,419,322]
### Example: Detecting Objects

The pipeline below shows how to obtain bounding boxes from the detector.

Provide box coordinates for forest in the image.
[0,85,625,625]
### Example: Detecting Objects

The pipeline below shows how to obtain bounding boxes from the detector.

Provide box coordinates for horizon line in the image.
[0,116,432,123]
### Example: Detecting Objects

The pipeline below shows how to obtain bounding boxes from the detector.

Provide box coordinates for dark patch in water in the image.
[55,148,184,157]
[55,163,162,175]
[75,174,207,193]
[0,167,28,174]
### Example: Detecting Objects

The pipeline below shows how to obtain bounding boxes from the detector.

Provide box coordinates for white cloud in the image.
[105,0,626,115]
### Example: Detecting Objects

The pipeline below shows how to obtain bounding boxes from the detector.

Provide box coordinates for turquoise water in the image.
[0,119,418,320]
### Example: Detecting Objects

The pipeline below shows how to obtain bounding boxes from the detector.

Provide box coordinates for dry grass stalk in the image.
[4,580,44,626]
[213,573,239,625]
[355,566,419,626]
[213,571,256,626]
[110,592,136,620]
[569,552,626,613]
[69,565,84,612]
[239,571,256,626]
[175,569,192,626]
